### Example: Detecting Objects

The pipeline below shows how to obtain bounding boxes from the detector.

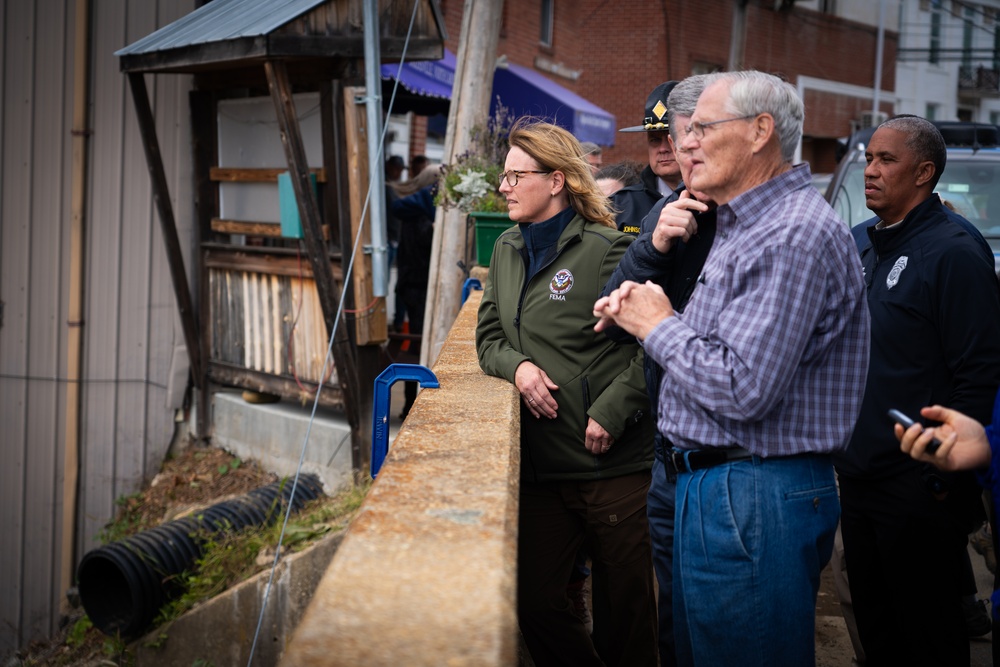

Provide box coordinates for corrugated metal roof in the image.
[114,0,328,56]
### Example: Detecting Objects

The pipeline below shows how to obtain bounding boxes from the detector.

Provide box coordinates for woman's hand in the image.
[896,404,991,471]
[515,361,559,419]
[585,418,614,455]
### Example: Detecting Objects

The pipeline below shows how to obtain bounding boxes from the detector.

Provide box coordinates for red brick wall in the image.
[409,115,428,162]
[438,0,898,166]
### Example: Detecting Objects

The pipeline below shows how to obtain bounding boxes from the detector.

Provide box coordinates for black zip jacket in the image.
[834,194,1000,481]
[610,165,664,235]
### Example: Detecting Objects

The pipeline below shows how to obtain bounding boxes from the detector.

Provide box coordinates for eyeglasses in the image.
[498,170,551,187]
[683,114,756,141]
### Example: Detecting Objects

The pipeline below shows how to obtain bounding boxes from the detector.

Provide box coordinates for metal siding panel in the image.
[0,0,35,654]
[145,9,193,473]
[22,0,69,643]
[1,0,196,653]
[114,4,158,502]
[79,0,127,556]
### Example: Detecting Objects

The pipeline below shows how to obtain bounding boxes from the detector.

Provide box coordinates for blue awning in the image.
[381,49,455,100]
[381,50,616,146]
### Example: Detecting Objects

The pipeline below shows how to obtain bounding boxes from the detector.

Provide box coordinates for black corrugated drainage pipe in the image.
[77,474,324,638]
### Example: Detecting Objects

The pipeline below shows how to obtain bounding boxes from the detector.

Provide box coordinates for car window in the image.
[828,152,1000,239]
[938,162,1000,237]
[827,154,868,228]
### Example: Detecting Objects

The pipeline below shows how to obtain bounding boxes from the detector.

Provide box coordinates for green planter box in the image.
[472,212,512,267]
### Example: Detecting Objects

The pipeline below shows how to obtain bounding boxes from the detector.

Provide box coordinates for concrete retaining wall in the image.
[282,291,521,666]
[134,532,344,666]
[211,390,355,495]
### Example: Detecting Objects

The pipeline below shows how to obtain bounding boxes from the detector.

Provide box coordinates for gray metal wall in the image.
[0,0,196,656]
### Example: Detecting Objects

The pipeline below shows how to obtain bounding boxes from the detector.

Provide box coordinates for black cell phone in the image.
[888,409,942,454]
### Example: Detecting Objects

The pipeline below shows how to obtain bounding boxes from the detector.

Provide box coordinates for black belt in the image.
[666,446,754,475]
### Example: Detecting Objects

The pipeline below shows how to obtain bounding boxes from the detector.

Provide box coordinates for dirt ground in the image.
[17,445,279,666]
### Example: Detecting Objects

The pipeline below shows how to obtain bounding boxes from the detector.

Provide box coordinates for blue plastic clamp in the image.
[370,363,439,478]
[461,278,483,305]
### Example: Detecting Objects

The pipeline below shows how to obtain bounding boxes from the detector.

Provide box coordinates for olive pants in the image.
[517,471,657,667]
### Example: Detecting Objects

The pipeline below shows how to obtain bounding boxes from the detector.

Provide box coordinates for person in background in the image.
[409,154,429,178]
[833,115,1000,666]
[612,82,682,235]
[390,165,442,418]
[595,160,644,197]
[580,141,603,175]
[385,154,405,183]
[594,70,870,666]
[896,396,1000,640]
[384,155,406,329]
[477,119,657,667]
[598,73,713,667]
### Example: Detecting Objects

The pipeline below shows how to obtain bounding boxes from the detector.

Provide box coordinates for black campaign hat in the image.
[620,81,679,133]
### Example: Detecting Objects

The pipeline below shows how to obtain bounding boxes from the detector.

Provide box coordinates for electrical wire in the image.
[244,0,423,664]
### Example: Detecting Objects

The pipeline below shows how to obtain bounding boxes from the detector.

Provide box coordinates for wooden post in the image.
[127,72,204,387]
[421,0,505,367]
[264,60,364,455]
[341,86,388,346]
[191,89,217,443]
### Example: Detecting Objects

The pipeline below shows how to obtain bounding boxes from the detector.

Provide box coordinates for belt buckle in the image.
[668,449,686,475]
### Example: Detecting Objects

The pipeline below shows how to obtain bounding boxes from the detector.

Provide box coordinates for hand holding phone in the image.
[888,409,942,454]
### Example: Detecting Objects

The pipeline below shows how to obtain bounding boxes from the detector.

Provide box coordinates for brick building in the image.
[401,0,897,175]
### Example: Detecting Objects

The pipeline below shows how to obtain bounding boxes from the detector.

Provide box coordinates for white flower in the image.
[453,170,491,211]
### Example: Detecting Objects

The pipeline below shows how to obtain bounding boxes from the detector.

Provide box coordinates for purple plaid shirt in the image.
[642,164,870,457]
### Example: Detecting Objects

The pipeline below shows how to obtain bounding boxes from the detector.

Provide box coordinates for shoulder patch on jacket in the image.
[887,255,908,289]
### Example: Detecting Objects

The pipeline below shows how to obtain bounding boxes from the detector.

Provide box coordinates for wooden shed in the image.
[116,0,445,467]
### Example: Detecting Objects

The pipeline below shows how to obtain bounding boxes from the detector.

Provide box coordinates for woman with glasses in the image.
[476,119,657,667]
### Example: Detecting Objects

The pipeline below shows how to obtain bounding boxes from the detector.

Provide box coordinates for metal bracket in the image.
[370,363,439,478]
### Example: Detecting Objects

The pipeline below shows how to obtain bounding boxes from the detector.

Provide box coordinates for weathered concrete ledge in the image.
[134,531,345,666]
[283,292,521,666]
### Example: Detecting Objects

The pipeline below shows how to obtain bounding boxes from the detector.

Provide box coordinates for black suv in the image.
[824,121,1000,269]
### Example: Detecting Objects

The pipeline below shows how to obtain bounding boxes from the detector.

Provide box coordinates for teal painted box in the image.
[278,171,317,239]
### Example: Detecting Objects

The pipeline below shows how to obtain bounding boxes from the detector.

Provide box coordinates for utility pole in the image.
[728,0,749,71]
[421,0,505,367]
[872,0,886,120]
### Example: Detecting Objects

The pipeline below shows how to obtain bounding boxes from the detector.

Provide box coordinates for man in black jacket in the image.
[612,81,683,235]
[834,115,1000,666]
[602,74,713,667]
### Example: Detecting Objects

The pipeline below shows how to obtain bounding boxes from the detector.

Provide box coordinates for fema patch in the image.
[549,269,574,301]
[886,256,908,289]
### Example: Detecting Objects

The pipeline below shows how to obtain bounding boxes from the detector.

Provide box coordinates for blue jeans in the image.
[673,454,839,667]
[648,456,676,667]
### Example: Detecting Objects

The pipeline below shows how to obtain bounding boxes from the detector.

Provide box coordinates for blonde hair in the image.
[507,119,616,228]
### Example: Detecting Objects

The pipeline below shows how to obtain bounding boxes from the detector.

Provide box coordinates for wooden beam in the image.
[191,88,217,440]
[127,72,204,388]
[320,81,342,248]
[204,246,345,280]
[342,85,388,346]
[210,218,331,239]
[209,166,327,183]
[208,361,343,409]
[264,59,363,444]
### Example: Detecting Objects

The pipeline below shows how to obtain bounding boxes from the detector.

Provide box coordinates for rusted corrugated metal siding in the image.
[209,268,339,387]
[0,0,196,656]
